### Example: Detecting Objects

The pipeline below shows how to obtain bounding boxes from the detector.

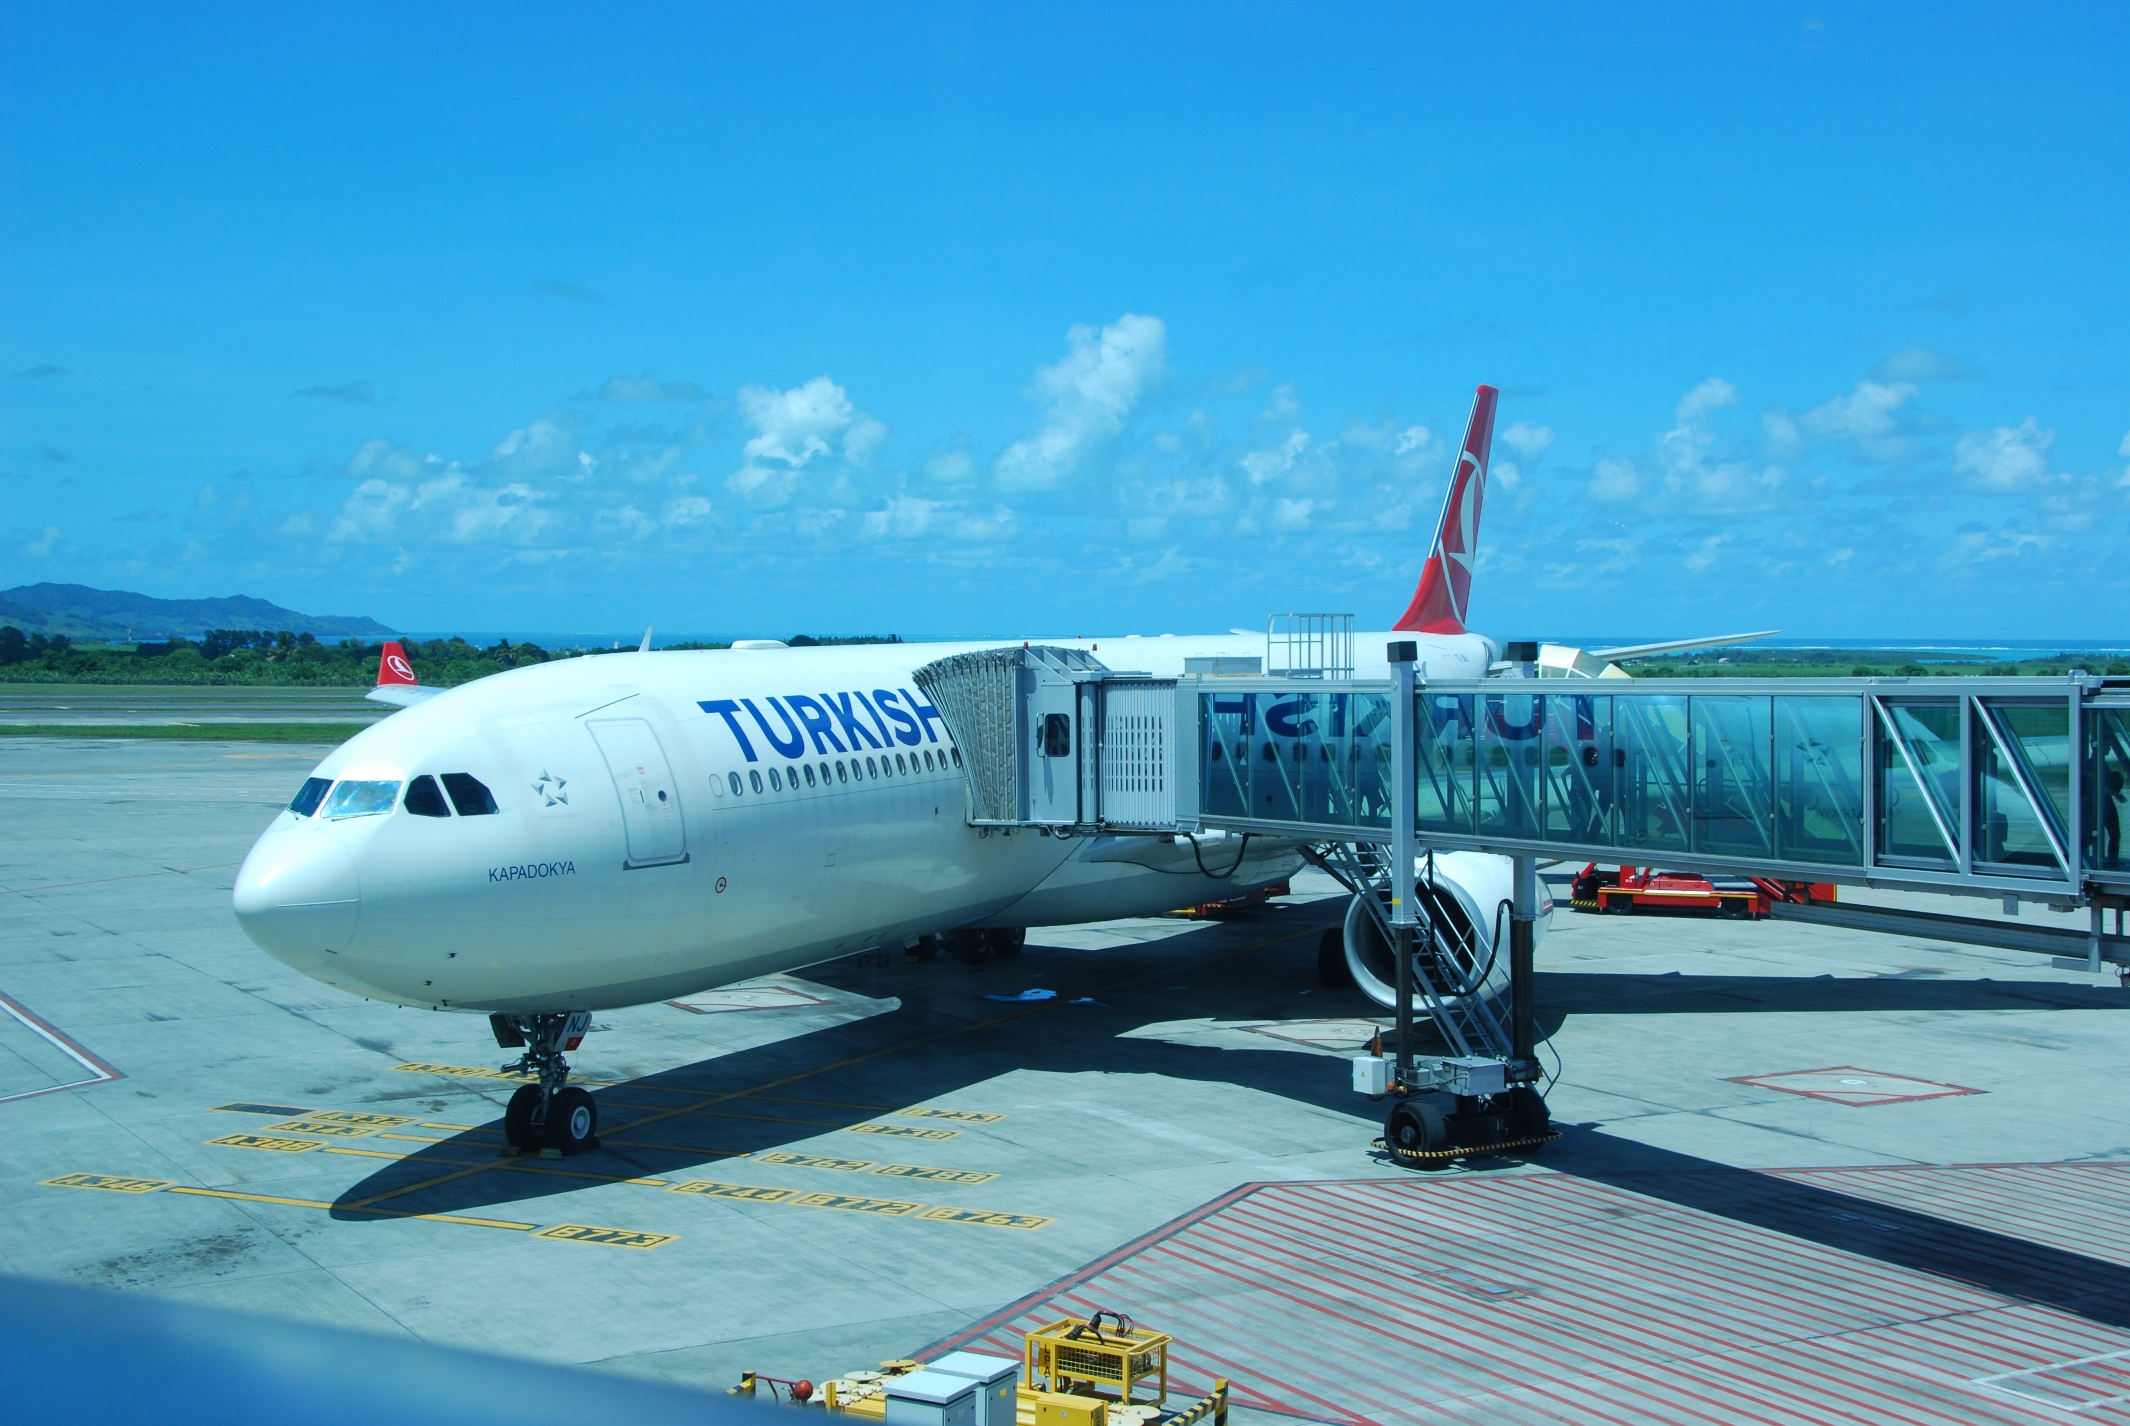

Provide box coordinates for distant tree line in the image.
[0,626,907,685]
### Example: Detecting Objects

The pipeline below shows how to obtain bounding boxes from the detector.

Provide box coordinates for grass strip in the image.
[0,722,370,742]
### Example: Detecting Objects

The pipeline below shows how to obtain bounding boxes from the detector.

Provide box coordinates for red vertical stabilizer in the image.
[1393,384,1499,634]
[375,641,419,688]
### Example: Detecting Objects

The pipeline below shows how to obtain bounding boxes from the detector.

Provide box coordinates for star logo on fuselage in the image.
[533,770,569,807]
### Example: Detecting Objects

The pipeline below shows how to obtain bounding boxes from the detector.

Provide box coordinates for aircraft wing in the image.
[1587,630,1782,661]
[365,683,443,708]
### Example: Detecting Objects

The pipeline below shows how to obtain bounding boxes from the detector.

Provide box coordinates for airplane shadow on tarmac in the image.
[331,906,2130,1330]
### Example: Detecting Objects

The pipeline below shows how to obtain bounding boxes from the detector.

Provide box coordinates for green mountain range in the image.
[0,584,397,642]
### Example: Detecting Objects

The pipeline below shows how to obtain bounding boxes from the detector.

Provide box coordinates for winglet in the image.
[366,640,442,708]
[1393,384,1499,634]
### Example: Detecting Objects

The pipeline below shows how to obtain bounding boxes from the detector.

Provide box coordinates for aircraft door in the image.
[587,718,688,867]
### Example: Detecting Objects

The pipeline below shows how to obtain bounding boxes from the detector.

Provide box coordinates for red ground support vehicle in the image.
[1570,864,1836,919]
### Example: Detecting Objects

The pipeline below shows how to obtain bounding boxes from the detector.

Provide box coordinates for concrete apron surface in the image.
[4,736,2130,1425]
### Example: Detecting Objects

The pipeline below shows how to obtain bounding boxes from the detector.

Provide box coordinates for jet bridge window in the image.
[289,777,332,817]
[441,773,498,816]
[404,775,452,818]
[1041,713,1072,757]
[323,780,402,820]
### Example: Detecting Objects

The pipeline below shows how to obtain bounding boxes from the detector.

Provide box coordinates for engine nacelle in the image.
[1343,851,1552,1011]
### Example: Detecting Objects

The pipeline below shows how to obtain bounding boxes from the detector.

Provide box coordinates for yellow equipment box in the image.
[1017,1388,1107,1426]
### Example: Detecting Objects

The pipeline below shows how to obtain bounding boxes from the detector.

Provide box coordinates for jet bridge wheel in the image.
[544,1086,599,1155]
[503,1084,542,1150]
[1384,1100,1446,1158]
[1499,1086,1550,1138]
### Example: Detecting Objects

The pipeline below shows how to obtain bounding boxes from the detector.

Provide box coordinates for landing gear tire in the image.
[946,929,992,964]
[544,1086,599,1155]
[504,1084,542,1151]
[1500,1086,1551,1138]
[987,928,1025,958]
[1317,927,1352,987]
[1384,1100,1446,1158]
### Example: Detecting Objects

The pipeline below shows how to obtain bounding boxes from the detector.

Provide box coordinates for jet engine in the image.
[1341,851,1551,1011]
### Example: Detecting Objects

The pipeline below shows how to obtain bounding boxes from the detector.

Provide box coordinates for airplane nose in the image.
[233,830,360,962]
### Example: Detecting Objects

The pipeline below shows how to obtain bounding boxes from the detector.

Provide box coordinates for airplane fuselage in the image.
[232,630,1494,1013]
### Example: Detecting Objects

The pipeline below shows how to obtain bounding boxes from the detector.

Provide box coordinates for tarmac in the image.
[6,730,2130,1424]
[0,682,388,726]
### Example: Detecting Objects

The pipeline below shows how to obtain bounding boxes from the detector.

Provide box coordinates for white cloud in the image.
[1675,378,1737,423]
[662,495,713,526]
[859,493,1015,542]
[1954,417,2055,493]
[1392,425,1430,456]
[726,376,884,509]
[1761,408,1803,460]
[1803,380,1915,439]
[1241,430,1310,485]
[924,448,974,485]
[1272,497,1314,530]
[1587,458,1641,503]
[1255,383,1301,427]
[24,525,60,555]
[1685,534,1731,573]
[1493,460,1521,492]
[2118,430,2130,459]
[1500,422,1555,461]
[1870,346,1975,383]
[994,314,1166,491]
[591,373,710,404]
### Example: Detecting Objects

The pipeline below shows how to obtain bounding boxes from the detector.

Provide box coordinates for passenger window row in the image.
[286,773,498,820]
[720,745,962,798]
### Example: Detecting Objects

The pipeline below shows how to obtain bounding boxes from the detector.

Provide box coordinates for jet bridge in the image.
[915,647,2130,914]
[916,647,2130,1152]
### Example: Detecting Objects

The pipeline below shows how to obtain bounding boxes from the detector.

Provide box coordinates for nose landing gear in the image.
[493,1011,599,1155]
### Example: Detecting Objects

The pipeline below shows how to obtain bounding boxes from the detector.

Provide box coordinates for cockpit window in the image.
[440,773,499,816]
[289,777,332,817]
[404,775,452,818]
[323,780,402,820]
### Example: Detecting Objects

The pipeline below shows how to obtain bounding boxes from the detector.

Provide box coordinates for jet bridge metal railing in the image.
[1191,675,2130,910]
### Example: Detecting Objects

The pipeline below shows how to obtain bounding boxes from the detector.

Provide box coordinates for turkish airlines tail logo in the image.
[376,641,419,687]
[1393,384,1498,634]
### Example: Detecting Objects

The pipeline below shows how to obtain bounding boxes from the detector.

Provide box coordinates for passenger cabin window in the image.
[324,780,402,820]
[895,754,907,775]
[866,757,878,778]
[768,767,782,791]
[804,763,817,787]
[749,770,764,793]
[404,775,452,818]
[728,771,743,796]
[441,773,498,816]
[951,748,963,768]
[290,777,332,817]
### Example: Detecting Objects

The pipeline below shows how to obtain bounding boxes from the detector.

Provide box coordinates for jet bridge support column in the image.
[1388,641,1418,1090]
[1510,856,1538,1072]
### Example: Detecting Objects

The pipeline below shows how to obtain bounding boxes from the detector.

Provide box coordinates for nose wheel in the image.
[495,1012,599,1155]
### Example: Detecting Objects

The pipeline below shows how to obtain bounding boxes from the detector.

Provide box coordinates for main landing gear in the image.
[492,1011,598,1156]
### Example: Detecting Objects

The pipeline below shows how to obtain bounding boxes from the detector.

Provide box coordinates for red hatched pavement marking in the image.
[1727,1065,1981,1106]
[924,1167,2130,1425]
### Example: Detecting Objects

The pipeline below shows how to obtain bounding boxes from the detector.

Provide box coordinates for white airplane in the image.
[232,385,1750,1154]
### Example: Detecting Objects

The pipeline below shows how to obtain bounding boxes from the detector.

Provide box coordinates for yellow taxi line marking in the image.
[323,1146,407,1160]
[421,1122,477,1131]
[166,1184,535,1230]
[376,1133,450,1143]
[342,1163,495,1210]
[599,1138,749,1156]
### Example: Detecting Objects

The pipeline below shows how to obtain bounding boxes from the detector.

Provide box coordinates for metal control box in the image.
[1441,1056,1509,1095]
[1350,1054,1393,1096]
[925,1352,1019,1426]
[885,1371,978,1426]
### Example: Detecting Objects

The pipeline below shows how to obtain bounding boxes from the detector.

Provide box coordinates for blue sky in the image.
[3,4,2125,641]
